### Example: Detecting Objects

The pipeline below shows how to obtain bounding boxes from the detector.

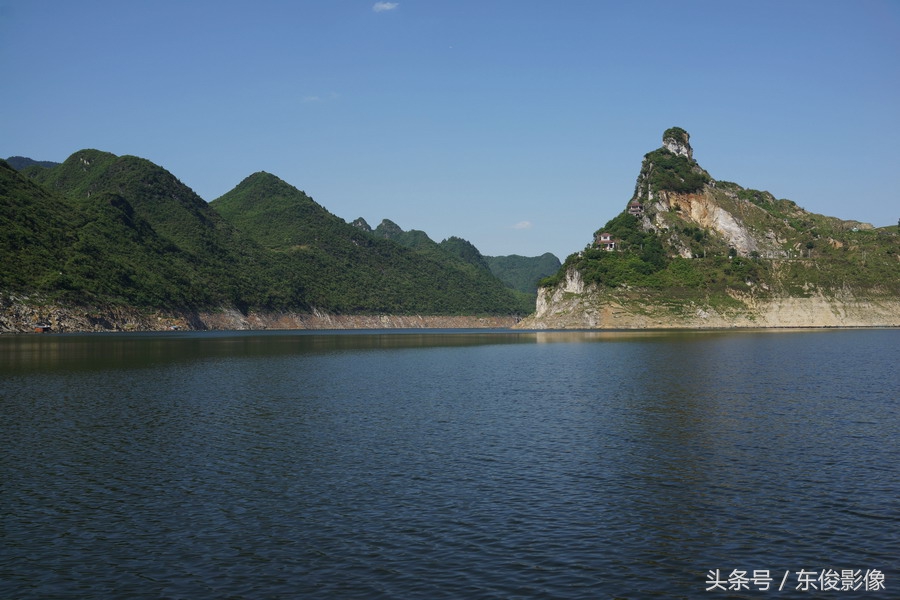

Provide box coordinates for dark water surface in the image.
[1,329,897,598]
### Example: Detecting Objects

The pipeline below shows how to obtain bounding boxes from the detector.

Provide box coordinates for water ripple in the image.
[1,329,897,598]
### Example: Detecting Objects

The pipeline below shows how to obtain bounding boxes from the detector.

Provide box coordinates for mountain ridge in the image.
[5,156,61,171]
[2,151,535,331]
[356,217,560,294]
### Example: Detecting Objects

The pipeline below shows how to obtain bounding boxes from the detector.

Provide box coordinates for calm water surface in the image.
[1,329,898,598]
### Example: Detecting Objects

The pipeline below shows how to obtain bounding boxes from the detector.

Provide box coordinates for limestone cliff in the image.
[520,128,900,329]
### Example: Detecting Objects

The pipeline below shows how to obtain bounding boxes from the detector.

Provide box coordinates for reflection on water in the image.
[1,329,897,598]
[1,327,840,373]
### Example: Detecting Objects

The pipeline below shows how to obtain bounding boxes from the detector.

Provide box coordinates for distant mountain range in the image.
[1,152,558,329]
[5,156,61,171]
[352,217,559,294]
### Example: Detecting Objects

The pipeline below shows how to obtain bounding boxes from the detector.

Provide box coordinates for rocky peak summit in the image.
[662,126,693,159]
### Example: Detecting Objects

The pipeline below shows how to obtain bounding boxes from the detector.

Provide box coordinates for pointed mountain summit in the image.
[2,155,259,308]
[211,171,340,250]
[373,219,438,250]
[350,217,373,232]
[661,126,693,159]
[522,128,900,329]
[439,236,492,273]
[211,175,532,314]
[27,149,244,261]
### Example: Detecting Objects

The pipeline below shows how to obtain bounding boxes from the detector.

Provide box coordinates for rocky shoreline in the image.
[5,293,897,334]
[0,297,520,333]
[515,271,900,329]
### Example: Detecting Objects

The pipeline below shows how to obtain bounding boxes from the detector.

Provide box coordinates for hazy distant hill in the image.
[485,253,562,294]
[5,156,61,171]
[360,217,559,296]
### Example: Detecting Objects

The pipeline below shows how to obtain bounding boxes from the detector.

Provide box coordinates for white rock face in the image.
[518,284,900,330]
[662,137,693,159]
[562,268,585,294]
[533,268,584,319]
[681,192,757,255]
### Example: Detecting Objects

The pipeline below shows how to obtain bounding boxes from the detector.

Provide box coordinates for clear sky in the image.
[2,1,898,260]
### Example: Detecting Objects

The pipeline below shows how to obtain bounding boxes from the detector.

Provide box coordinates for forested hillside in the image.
[2,152,533,316]
[210,172,531,313]
[485,253,562,294]
[357,217,559,297]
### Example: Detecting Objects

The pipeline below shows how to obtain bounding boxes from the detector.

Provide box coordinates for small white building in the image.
[595,232,616,251]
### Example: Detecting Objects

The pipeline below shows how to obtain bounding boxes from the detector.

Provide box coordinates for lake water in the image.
[1,329,897,599]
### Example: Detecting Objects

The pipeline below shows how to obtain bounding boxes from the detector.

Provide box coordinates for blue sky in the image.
[2,1,898,260]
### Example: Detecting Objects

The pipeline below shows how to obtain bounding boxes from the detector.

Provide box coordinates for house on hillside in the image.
[594,232,617,251]
[628,201,644,216]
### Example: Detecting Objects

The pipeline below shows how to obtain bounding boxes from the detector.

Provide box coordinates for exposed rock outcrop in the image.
[653,190,762,257]
[518,275,900,329]
[662,126,693,159]
[0,296,517,333]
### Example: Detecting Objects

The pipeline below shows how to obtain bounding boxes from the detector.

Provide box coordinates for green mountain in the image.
[6,156,61,171]
[3,151,533,319]
[354,217,539,305]
[1,157,226,308]
[21,150,267,308]
[28,150,249,259]
[369,219,563,297]
[210,172,532,314]
[372,218,437,250]
[0,159,79,292]
[485,253,562,294]
[523,128,900,328]
[439,236,493,274]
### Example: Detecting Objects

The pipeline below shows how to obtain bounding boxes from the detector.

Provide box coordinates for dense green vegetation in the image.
[5,156,61,171]
[361,217,546,303]
[372,219,436,250]
[2,153,533,315]
[438,236,492,273]
[484,253,561,294]
[541,210,766,295]
[210,172,532,314]
[3,157,267,308]
[639,148,710,196]
[0,160,77,292]
[662,127,689,144]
